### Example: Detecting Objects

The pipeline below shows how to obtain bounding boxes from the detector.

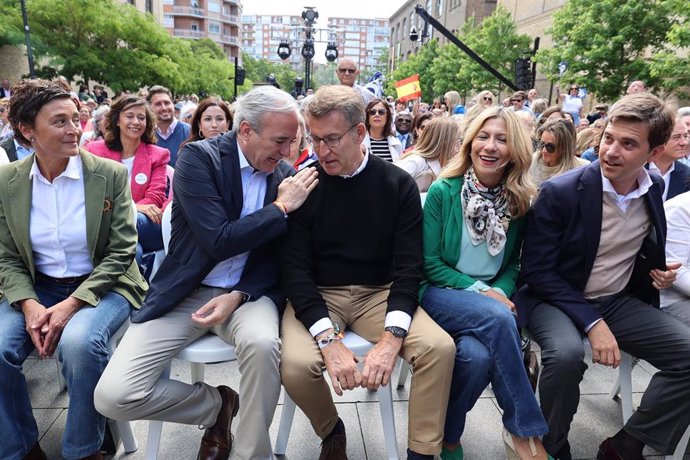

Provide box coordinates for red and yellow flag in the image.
[394,74,422,102]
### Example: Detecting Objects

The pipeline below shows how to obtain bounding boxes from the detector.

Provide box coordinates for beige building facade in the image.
[389,0,496,72]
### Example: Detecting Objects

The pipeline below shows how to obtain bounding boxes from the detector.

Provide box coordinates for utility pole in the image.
[20,0,35,77]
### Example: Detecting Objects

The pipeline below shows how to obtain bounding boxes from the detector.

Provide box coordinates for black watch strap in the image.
[384,326,408,338]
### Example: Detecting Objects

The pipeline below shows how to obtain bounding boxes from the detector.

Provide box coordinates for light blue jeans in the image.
[421,286,547,444]
[0,276,131,460]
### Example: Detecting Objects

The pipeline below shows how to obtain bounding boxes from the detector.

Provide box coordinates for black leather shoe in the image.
[319,419,347,460]
[23,443,47,460]
[197,385,240,460]
[597,437,643,460]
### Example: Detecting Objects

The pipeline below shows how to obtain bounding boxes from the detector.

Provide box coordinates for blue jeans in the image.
[136,211,164,256]
[421,286,547,444]
[0,277,131,460]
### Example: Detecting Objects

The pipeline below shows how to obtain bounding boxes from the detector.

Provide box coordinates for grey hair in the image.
[232,85,299,133]
[678,107,690,117]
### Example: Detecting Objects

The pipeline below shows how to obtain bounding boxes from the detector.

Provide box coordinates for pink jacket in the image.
[86,140,170,209]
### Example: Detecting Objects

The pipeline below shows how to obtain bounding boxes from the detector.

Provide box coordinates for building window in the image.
[163,0,173,4]
[191,23,199,32]
[145,0,153,13]
[163,14,174,27]
[437,0,444,16]
[209,22,221,34]
[402,18,406,38]
[208,1,221,13]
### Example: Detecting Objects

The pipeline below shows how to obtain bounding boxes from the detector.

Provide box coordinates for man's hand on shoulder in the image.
[361,331,403,391]
[587,320,621,368]
[319,332,361,396]
[276,167,319,213]
[191,291,246,327]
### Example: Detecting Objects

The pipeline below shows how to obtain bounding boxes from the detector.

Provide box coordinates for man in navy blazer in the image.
[647,116,690,201]
[515,93,690,460]
[95,86,318,460]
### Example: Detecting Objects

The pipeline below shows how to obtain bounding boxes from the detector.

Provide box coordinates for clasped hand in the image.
[22,297,83,359]
[321,331,403,395]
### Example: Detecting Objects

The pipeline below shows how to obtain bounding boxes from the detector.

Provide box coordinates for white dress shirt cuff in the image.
[384,310,412,332]
[584,318,602,333]
[309,317,334,338]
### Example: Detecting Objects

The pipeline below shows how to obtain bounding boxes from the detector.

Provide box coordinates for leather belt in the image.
[36,272,90,285]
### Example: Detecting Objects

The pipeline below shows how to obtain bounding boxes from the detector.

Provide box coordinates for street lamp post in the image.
[301,7,318,91]
[19,0,36,77]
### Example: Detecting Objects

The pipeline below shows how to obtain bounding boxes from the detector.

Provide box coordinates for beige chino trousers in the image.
[280,285,455,456]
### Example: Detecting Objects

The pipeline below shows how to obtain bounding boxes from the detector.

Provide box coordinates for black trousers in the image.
[528,294,690,455]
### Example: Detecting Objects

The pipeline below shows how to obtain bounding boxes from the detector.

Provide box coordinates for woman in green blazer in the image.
[0,79,146,460]
[420,107,550,460]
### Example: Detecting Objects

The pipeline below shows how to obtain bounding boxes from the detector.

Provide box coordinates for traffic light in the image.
[514,58,532,91]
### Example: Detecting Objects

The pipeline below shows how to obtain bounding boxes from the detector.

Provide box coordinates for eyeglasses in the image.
[483,97,493,102]
[307,125,356,151]
[537,141,557,153]
[396,118,412,123]
[570,87,579,91]
[337,68,356,74]
[368,109,387,116]
[511,98,523,103]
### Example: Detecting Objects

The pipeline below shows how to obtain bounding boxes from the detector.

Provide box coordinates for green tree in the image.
[386,39,439,102]
[537,0,689,100]
[242,55,297,93]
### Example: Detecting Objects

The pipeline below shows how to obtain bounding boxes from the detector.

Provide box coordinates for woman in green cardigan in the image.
[421,107,550,460]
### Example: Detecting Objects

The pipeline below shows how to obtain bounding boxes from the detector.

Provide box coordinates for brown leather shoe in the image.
[318,420,347,460]
[596,438,643,460]
[197,385,240,460]
[23,443,47,460]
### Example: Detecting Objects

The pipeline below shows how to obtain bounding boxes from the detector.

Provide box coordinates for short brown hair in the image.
[607,93,675,150]
[103,95,157,151]
[306,85,365,127]
[8,79,72,145]
[146,85,172,103]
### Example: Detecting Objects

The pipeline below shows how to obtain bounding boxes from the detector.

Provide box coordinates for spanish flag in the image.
[395,74,422,102]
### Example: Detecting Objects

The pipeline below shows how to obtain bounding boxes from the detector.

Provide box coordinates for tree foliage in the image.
[0,0,237,99]
[537,0,689,101]
[241,55,297,93]
[386,7,530,103]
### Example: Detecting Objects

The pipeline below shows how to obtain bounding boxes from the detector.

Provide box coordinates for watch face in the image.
[386,326,407,338]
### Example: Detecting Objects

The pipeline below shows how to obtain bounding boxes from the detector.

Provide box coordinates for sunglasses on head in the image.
[368,109,387,116]
[538,141,557,154]
[338,68,356,74]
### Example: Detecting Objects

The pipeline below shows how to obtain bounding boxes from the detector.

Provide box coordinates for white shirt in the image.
[648,161,674,201]
[600,167,653,212]
[202,142,268,288]
[0,146,8,165]
[156,118,179,140]
[29,155,93,277]
[121,156,135,179]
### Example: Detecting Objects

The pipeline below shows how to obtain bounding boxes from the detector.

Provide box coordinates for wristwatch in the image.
[384,326,408,339]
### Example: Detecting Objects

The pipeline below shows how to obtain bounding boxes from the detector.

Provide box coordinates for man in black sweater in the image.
[280,85,454,460]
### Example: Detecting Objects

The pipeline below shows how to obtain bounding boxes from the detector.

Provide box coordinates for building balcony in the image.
[171,6,205,17]
[220,13,239,25]
[173,28,205,39]
[219,34,239,45]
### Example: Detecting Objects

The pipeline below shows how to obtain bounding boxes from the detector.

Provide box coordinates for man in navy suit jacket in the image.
[647,117,690,201]
[95,86,318,460]
[515,94,690,460]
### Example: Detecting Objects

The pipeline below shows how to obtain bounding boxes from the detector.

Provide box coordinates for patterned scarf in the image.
[461,166,511,256]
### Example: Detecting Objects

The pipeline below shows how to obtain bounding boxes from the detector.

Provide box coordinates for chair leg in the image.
[56,359,67,392]
[274,391,297,455]
[107,418,139,454]
[377,382,399,460]
[145,364,171,459]
[617,352,634,423]
[190,362,204,383]
[396,360,411,389]
[667,423,690,460]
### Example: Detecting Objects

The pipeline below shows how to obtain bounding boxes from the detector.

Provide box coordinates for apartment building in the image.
[163,0,242,59]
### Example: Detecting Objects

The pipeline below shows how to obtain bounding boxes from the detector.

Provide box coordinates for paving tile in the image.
[25,357,69,409]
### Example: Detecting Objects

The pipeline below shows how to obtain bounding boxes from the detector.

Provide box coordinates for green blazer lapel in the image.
[81,152,107,258]
[7,158,34,271]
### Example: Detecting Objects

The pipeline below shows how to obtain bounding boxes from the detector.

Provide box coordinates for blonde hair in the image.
[400,117,459,167]
[444,90,461,115]
[576,127,602,156]
[536,118,578,173]
[442,107,536,217]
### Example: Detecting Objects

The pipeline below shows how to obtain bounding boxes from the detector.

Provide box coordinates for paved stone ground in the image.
[25,349,689,459]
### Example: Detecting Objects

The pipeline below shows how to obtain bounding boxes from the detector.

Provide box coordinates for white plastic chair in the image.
[55,320,138,454]
[274,330,400,460]
[144,203,239,459]
[144,334,237,459]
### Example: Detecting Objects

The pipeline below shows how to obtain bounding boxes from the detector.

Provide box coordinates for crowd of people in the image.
[0,62,689,460]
